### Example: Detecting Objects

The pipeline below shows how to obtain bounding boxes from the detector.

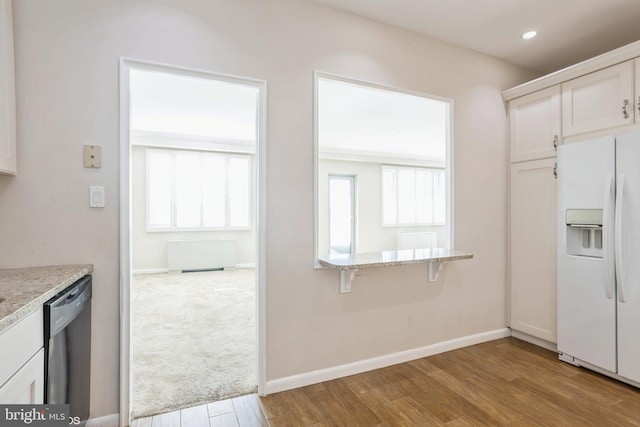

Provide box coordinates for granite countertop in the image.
[318,248,473,270]
[0,264,93,333]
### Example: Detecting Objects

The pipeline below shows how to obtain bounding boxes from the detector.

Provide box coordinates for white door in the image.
[509,158,557,342]
[557,137,616,372]
[615,132,640,383]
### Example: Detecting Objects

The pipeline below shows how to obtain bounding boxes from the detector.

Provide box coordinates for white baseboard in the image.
[132,268,168,275]
[510,329,558,352]
[86,414,119,427]
[264,328,511,395]
[235,263,256,269]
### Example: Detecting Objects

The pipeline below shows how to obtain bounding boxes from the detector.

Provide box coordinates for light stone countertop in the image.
[0,264,93,333]
[318,248,473,269]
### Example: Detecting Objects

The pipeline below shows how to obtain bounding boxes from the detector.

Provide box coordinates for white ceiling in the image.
[312,0,640,73]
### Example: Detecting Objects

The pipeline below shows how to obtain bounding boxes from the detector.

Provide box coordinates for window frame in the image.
[313,71,453,264]
[145,147,253,232]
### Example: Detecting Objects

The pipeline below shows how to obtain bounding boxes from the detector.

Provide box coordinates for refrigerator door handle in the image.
[604,173,615,299]
[616,173,627,303]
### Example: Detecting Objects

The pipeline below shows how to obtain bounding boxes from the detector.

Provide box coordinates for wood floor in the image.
[259,337,640,426]
[130,337,640,426]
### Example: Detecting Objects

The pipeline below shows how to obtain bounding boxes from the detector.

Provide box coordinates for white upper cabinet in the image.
[561,61,634,137]
[0,0,16,175]
[509,85,561,163]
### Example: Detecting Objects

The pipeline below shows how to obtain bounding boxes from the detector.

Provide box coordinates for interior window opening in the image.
[315,73,451,258]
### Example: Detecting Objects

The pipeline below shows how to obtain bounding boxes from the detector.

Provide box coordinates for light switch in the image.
[90,186,105,208]
[84,145,102,168]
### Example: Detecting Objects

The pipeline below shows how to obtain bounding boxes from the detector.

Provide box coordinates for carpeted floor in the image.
[131,269,257,419]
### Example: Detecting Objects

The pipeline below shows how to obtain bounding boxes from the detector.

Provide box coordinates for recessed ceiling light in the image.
[522,30,538,40]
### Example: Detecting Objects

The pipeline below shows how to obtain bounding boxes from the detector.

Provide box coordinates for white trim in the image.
[256,77,267,397]
[510,329,558,352]
[502,39,640,101]
[264,328,510,394]
[119,58,132,427]
[313,72,321,268]
[446,99,454,250]
[86,414,119,427]
[119,57,268,423]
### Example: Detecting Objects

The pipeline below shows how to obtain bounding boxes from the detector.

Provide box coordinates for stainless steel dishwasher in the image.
[44,275,92,425]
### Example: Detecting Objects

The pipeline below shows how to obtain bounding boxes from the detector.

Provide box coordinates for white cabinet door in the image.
[0,0,16,175]
[509,158,557,343]
[0,349,44,404]
[561,61,634,137]
[0,307,43,387]
[509,86,561,163]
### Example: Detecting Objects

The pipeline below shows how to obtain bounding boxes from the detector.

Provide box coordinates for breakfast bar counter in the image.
[319,248,473,293]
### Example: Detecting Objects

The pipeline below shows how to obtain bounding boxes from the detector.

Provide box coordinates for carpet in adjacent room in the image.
[131,269,257,419]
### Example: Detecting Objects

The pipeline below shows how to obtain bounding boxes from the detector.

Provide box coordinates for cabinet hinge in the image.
[553,163,558,179]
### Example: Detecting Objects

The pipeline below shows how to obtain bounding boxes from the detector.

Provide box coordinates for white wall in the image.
[131,146,256,272]
[0,0,540,418]
[318,158,446,255]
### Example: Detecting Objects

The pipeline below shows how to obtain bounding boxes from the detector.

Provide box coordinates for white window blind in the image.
[382,165,445,226]
[147,149,250,230]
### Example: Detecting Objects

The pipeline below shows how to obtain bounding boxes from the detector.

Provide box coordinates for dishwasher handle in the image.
[44,275,92,338]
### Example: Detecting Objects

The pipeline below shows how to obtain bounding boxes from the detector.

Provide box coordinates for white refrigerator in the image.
[557,133,640,386]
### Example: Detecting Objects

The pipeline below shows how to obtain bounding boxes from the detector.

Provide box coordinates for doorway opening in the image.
[119,59,266,425]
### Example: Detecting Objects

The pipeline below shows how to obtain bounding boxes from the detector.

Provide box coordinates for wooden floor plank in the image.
[259,337,640,426]
[308,378,383,426]
[400,372,504,425]
[428,370,519,424]
[260,387,323,424]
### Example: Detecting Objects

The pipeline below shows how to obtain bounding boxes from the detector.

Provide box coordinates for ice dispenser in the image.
[565,209,603,257]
